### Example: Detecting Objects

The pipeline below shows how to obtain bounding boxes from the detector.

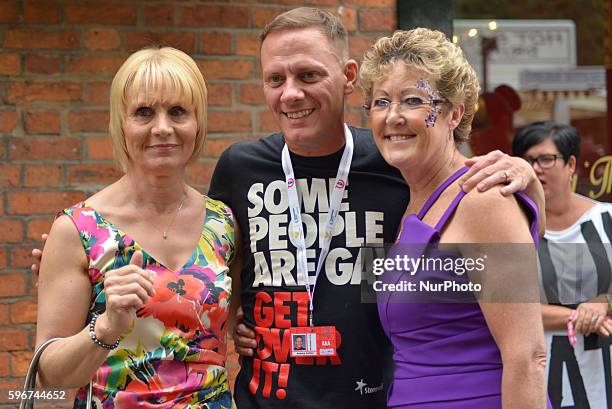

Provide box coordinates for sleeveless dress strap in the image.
[434,189,467,232]
[417,166,469,220]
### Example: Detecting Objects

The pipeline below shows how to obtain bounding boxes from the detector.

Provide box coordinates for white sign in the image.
[454,20,576,90]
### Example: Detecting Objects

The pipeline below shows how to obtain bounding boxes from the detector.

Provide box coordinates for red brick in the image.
[197,59,253,80]
[67,164,122,185]
[186,162,216,186]
[64,3,137,25]
[9,137,81,161]
[24,164,62,188]
[207,84,232,107]
[0,248,6,269]
[346,0,394,6]
[10,300,37,324]
[0,353,8,377]
[181,6,249,28]
[6,82,82,103]
[0,164,20,188]
[253,0,338,3]
[0,110,17,133]
[24,110,61,134]
[69,110,109,133]
[208,111,251,133]
[26,217,54,241]
[66,56,125,75]
[24,0,60,24]
[10,350,33,376]
[0,52,20,75]
[144,4,175,26]
[124,32,195,54]
[9,247,34,268]
[0,274,26,298]
[0,304,9,325]
[347,89,366,109]
[4,29,80,49]
[204,138,238,157]
[0,1,18,24]
[0,380,26,404]
[259,110,279,133]
[7,191,85,215]
[239,84,265,105]
[201,32,232,55]
[253,7,290,29]
[24,54,61,75]
[349,35,375,59]
[236,34,260,57]
[85,81,110,105]
[86,136,114,160]
[359,9,396,32]
[345,111,364,127]
[0,219,23,243]
[0,328,28,351]
[84,28,120,51]
[339,7,357,32]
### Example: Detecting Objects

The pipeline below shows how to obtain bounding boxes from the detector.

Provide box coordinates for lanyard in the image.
[281,124,354,327]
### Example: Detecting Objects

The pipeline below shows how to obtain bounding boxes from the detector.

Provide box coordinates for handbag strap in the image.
[20,337,93,409]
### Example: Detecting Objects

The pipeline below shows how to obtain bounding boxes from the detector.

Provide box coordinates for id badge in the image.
[289,326,337,357]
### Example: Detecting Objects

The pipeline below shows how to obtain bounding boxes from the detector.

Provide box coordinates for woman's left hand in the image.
[573,295,610,336]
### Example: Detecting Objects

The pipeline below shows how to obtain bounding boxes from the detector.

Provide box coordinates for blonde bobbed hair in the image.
[109,47,208,172]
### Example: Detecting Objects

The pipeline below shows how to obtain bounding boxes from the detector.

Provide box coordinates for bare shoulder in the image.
[452,187,532,243]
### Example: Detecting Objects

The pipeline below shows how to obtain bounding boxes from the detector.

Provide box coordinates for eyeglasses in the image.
[524,154,564,169]
[365,96,448,114]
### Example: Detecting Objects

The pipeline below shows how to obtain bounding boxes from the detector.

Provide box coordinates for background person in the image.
[35,47,238,408]
[360,28,549,408]
[513,121,612,409]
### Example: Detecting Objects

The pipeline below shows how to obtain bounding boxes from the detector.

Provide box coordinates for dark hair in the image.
[512,121,580,163]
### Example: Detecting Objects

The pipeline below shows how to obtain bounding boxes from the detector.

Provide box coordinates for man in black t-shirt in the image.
[207,8,544,409]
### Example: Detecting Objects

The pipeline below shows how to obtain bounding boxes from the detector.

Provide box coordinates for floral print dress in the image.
[62,196,235,408]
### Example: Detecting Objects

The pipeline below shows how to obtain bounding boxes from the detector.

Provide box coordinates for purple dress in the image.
[378,167,550,408]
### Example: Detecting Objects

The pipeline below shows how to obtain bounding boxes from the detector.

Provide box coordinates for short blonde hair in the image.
[260,7,349,62]
[109,47,207,172]
[359,29,480,143]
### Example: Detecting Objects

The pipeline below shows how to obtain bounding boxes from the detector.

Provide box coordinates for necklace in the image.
[162,194,187,240]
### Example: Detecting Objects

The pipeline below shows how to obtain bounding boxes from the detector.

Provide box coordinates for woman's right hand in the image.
[95,251,156,343]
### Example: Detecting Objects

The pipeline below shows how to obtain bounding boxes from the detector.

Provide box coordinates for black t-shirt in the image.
[208,126,410,409]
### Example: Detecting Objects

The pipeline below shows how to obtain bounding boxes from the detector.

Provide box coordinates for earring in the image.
[448,128,454,140]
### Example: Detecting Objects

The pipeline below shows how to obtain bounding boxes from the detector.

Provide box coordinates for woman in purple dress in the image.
[360,29,550,408]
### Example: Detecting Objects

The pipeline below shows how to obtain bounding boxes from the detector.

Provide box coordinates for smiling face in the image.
[523,138,575,203]
[369,62,463,173]
[122,88,197,174]
[260,27,358,156]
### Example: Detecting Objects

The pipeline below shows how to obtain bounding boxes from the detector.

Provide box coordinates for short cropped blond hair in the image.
[260,7,349,62]
[360,29,480,143]
[109,47,207,172]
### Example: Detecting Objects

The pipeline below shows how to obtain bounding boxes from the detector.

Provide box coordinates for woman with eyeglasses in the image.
[360,29,550,408]
[513,121,611,409]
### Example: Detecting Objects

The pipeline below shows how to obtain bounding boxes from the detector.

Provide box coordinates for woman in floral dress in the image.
[35,47,238,408]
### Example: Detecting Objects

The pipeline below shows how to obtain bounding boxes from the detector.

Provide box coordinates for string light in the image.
[468,28,478,37]
[488,21,498,30]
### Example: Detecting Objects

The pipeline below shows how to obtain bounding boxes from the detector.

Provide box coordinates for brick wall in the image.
[0,0,396,405]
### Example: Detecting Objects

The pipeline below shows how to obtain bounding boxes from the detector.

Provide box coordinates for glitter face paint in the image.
[415,78,442,128]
